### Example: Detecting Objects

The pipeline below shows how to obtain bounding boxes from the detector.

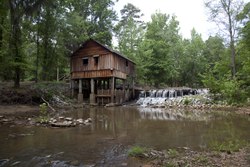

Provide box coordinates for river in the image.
[0,106,249,166]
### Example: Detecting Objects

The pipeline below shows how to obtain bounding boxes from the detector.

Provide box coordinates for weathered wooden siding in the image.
[71,54,113,72]
[73,40,110,56]
[112,54,135,76]
[71,39,135,79]
[71,69,127,79]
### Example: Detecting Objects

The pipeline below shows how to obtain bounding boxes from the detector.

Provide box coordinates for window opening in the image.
[94,56,99,65]
[82,58,88,65]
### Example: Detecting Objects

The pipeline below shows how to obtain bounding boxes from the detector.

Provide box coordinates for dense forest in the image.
[0,0,250,104]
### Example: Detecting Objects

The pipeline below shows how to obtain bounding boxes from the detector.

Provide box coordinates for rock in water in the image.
[76,119,84,124]
[65,117,73,121]
[51,121,75,127]
[0,159,9,166]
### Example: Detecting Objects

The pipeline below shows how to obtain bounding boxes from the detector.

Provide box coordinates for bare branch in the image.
[41,97,56,112]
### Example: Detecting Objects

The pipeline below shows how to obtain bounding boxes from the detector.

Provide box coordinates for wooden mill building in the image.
[70,39,135,105]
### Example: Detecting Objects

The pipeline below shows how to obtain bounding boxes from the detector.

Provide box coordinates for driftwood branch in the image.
[41,97,56,112]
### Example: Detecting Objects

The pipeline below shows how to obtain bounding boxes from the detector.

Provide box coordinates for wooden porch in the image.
[96,89,131,105]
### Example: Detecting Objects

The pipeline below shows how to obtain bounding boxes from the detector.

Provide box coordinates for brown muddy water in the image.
[0,106,249,167]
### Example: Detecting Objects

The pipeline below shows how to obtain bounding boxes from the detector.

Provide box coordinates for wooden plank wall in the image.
[71,54,113,72]
[71,40,135,79]
[112,54,135,76]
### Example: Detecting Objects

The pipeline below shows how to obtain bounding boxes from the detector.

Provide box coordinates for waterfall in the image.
[150,90,157,97]
[162,90,169,97]
[136,88,209,106]
[156,90,163,97]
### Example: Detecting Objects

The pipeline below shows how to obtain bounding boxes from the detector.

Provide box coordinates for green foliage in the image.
[202,74,220,94]
[180,29,206,87]
[220,79,247,104]
[138,12,184,87]
[38,103,49,123]
[115,2,145,83]
[167,149,179,158]
[202,72,247,104]
[210,139,249,153]
[0,0,117,84]
[183,98,191,105]
[195,155,209,164]
[237,2,250,49]
[164,162,176,167]
[128,146,146,157]
[39,103,48,116]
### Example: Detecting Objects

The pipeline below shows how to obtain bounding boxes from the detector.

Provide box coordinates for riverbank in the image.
[129,146,250,167]
[0,105,39,126]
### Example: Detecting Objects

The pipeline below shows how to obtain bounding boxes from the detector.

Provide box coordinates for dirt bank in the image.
[133,147,250,167]
[0,105,40,126]
[0,105,39,115]
[0,81,71,105]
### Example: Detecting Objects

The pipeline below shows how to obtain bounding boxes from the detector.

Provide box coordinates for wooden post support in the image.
[90,78,96,104]
[124,79,128,101]
[79,79,82,93]
[78,79,83,103]
[132,77,135,99]
[122,79,125,102]
[107,79,109,89]
[71,80,75,97]
[91,78,94,93]
[111,77,115,104]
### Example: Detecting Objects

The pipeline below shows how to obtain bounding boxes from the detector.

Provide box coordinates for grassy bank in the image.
[128,145,250,167]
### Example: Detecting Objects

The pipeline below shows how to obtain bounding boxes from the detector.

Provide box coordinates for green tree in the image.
[180,29,205,87]
[201,36,227,93]
[237,2,250,98]
[205,0,245,77]
[7,0,48,87]
[164,15,183,86]
[140,12,182,87]
[202,1,249,104]
[65,0,117,50]
[204,36,225,67]
[0,1,11,80]
[238,2,250,49]
[115,3,145,61]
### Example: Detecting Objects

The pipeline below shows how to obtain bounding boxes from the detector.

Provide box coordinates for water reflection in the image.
[0,106,249,166]
[138,107,213,121]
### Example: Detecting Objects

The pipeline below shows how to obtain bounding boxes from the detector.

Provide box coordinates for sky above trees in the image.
[114,0,250,40]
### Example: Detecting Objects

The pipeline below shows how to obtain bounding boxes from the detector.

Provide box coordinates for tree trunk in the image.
[9,0,22,88]
[35,24,40,83]
[230,39,236,77]
[0,1,7,50]
[222,0,236,77]
[0,18,3,49]
[57,67,59,82]
[228,14,236,77]
[41,6,51,81]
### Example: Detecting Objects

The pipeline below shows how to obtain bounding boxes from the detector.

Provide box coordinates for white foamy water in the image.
[136,88,209,106]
